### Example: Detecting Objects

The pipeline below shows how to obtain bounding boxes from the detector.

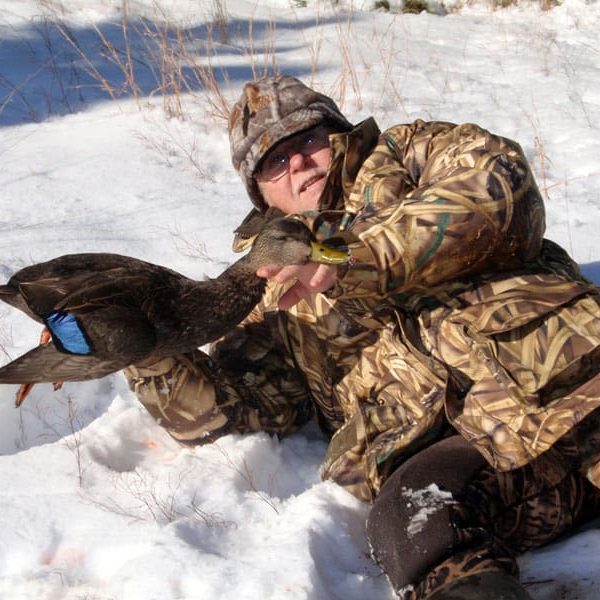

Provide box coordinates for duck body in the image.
[0,252,268,383]
[0,218,349,389]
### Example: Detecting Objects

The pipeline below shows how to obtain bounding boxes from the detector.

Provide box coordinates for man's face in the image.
[255,125,333,214]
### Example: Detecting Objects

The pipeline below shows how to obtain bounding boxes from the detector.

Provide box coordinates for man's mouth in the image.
[298,174,324,194]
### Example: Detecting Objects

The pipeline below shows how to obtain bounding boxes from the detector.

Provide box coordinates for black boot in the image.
[426,571,533,600]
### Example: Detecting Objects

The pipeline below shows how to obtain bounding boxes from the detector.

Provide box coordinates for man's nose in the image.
[288,151,309,172]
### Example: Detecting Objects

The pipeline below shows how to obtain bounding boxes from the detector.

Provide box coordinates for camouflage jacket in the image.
[126,119,600,502]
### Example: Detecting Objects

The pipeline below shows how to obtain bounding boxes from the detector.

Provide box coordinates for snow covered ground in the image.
[0,1,599,598]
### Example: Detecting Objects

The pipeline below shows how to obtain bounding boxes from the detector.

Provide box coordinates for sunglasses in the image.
[256,127,331,182]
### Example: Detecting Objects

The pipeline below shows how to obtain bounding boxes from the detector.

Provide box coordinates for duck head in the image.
[244,217,350,268]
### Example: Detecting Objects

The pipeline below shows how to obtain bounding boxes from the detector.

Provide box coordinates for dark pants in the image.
[366,435,600,599]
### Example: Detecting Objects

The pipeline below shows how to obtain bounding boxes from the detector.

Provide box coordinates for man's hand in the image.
[257,263,338,310]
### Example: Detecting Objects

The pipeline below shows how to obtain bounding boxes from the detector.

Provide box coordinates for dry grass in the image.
[212,442,280,514]
[18,0,240,123]
[455,0,563,10]
[0,0,575,223]
[88,467,234,527]
[333,12,363,112]
[0,0,569,127]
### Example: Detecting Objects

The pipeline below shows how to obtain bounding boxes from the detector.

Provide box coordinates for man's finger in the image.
[278,281,309,310]
[309,264,334,289]
[256,266,281,278]
[273,265,304,284]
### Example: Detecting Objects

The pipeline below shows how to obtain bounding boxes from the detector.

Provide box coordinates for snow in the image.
[400,484,456,538]
[1,0,599,598]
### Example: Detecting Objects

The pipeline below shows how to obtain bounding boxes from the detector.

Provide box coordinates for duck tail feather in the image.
[0,285,16,300]
[0,284,38,318]
[0,343,122,384]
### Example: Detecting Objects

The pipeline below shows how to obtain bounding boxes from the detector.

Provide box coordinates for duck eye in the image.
[269,231,289,242]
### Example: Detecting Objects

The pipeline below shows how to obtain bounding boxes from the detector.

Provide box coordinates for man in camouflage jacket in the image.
[126,75,600,599]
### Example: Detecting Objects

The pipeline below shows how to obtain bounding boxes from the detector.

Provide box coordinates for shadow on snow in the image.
[0,13,349,127]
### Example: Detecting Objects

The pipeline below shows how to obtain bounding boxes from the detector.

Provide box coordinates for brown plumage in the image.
[0,218,349,399]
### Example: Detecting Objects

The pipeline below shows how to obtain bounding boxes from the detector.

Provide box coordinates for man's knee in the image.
[367,436,488,590]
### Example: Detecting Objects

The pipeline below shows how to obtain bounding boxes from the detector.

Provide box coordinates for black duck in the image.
[0,218,349,404]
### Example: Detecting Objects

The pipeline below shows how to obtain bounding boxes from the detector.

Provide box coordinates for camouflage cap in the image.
[228,74,353,210]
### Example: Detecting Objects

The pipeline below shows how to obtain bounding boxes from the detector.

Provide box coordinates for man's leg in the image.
[367,435,600,599]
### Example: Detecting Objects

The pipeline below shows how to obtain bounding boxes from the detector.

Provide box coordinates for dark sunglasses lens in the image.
[258,128,330,181]
[260,154,288,180]
[302,130,329,151]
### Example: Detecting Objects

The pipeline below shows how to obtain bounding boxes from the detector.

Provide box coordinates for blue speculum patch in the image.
[45,311,93,355]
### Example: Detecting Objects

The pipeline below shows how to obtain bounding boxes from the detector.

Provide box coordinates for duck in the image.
[0,217,350,405]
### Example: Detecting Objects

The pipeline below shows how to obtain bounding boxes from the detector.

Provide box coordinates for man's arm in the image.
[333,120,546,301]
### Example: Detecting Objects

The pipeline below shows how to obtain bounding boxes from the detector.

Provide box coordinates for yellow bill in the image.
[309,241,351,264]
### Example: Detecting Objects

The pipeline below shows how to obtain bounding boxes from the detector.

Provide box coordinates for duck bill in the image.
[309,241,350,265]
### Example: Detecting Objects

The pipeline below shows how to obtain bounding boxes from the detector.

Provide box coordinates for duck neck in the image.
[215,254,265,292]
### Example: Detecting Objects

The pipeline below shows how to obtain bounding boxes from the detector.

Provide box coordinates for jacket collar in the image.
[318,117,380,212]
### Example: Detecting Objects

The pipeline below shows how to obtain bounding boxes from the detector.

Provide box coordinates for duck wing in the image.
[9,253,159,286]
[0,304,158,385]
[5,253,182,320]
[45,303,158,361]
[52,275,157,314]
[0,342,129,384]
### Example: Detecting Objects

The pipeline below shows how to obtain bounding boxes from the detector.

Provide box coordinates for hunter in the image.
[126,75,600,599]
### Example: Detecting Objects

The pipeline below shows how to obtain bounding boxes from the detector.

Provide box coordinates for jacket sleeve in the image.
[124,285,313,445]
[332,119,546,301]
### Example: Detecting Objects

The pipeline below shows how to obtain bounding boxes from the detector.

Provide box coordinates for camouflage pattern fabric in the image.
[125,118,600,507]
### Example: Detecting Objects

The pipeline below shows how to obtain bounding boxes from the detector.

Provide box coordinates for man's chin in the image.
[297,181,326,211]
